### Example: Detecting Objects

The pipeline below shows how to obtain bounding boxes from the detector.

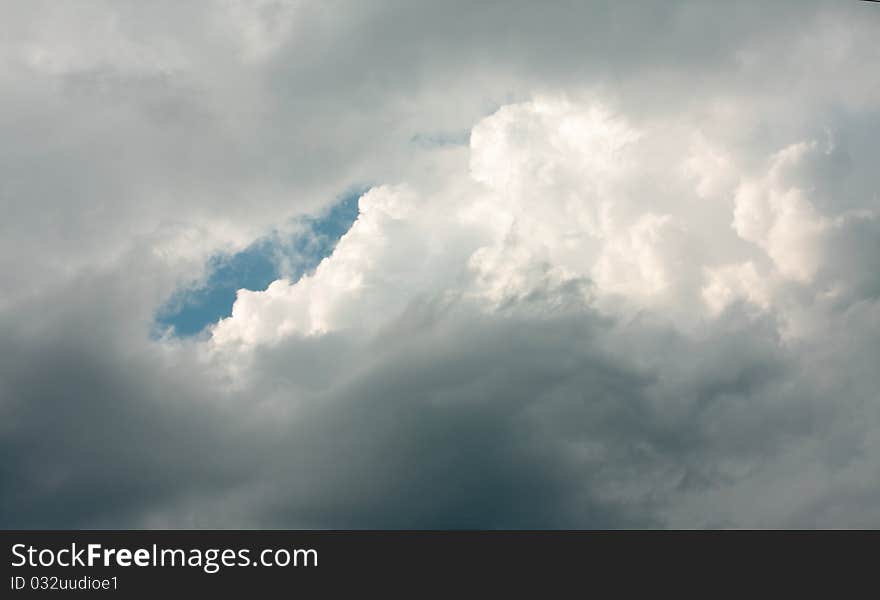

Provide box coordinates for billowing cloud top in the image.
[2,0,880,528]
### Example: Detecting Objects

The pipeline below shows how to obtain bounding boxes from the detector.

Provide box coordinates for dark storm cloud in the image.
[0,274,802,528]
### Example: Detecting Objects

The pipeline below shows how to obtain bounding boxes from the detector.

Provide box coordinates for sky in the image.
[154,188,362,336]
[1,0,880,528]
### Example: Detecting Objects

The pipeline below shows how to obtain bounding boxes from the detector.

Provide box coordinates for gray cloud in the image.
[0,289,791,528]
[2,0,880,529]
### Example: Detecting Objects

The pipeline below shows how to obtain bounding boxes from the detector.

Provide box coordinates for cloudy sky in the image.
[2,0,880,529]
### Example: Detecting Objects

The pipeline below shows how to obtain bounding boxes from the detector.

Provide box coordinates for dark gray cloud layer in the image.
[0,287,796,528]
[2,0,880,528]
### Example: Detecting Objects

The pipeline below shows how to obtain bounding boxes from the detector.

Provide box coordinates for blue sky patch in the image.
[154,186,365,337]
[410,130,470,148]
